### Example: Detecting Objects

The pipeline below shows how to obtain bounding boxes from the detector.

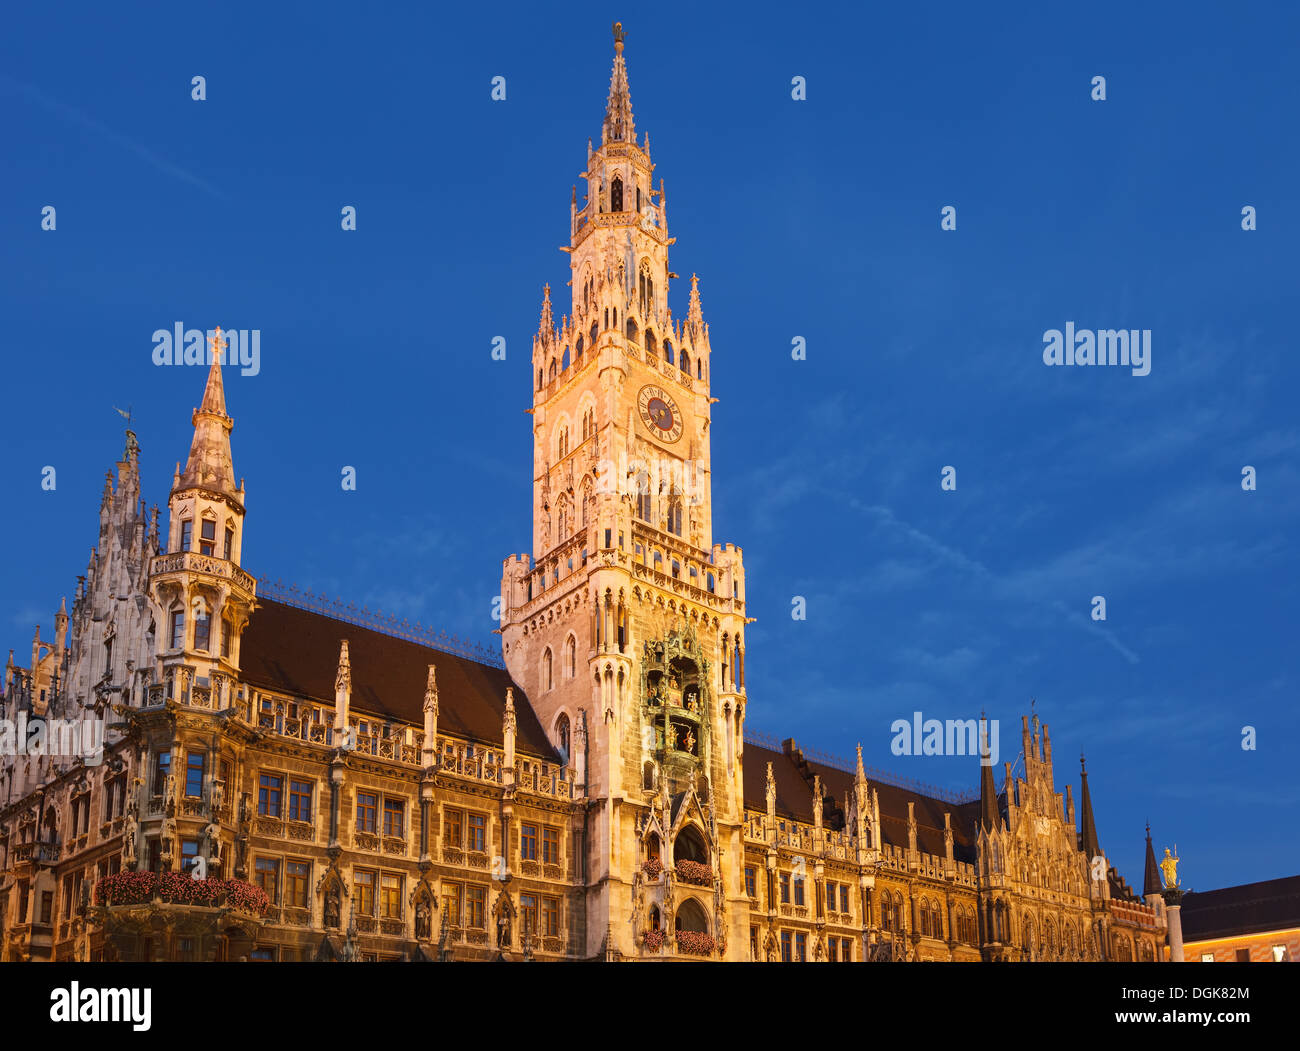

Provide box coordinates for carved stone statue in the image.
[415,898,431,940]
[497,909,512,949]
[325,885,341,928]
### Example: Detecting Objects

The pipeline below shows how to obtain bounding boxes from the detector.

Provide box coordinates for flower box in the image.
[675,860,712,886]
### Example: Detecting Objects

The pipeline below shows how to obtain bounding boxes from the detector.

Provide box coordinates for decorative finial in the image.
[210,326,226,364]
[612,21,625,53]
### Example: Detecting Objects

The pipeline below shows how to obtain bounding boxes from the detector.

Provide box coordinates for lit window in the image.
[356,792,377,834]
[444,808,463,848]
[286,861,309,908]
[520,893,538,936]
[381,874,402,919]
[543,897,559,937]
[354,870,375,915]
[443,882,463,926]
[466,885,486,928]
[258,774,282,817]
[255,857,280,903]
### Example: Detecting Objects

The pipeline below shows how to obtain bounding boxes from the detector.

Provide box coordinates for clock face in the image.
[638,385,683,443]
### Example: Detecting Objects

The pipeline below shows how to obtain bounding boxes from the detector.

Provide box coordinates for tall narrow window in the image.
[185,752,205,798]
[154,752,171,795]
[193,606,210,652]
[258,774,283,817]
[224,526,234,560]
[543,649,553,691]
[180,520,193,552]
[611,176,623,212]
[170,610,185,649]
[199,519,216,556]
[356,792,377,834]
[255,857,280,903]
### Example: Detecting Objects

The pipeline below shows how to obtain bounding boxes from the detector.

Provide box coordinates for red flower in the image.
[94,872,268,916]
[675,860,713,886]
[676,930,715,956]
[643,857,663,880]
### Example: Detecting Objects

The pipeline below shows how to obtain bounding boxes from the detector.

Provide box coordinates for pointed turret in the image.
[979,716,1001,831]
[1078,754,1101,859]
[1143,823,1161,898]
[421,665,439,768]
[686,274,704,334]
[602,22,636,146]
[176,328,239,502]
[538,284,554,344]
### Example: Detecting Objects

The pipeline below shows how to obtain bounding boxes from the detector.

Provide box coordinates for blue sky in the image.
[1,2,1297,892]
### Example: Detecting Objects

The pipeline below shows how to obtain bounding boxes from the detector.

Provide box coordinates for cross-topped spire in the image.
[176,326,239,500]
[602,22,636,146]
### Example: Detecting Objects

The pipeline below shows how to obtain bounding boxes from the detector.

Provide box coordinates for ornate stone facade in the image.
[0,24,1165,964]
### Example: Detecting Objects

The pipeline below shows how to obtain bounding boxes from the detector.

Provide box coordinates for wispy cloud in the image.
[0,75,227,199]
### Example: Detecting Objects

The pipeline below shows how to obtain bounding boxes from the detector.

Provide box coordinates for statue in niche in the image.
[415,898,432,940]
[325,885,341,928]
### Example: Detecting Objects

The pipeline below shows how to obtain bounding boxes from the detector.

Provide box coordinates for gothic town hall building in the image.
[0,26,1167,963]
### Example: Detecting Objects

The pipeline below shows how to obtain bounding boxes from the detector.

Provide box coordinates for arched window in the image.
[680,350,691,375]
[663,340,674,365]
[574,335,583,357]
[611,176,623,212]
[626,318,638,343]
[548,358,557,381]
[645,328,655,354]
[557,427,569,459]
[556,713,570,757]
[667,495,683,536]
[920,898,932,937]
[706,572,715,593]
[565,635,576,677]
[634,471,651,521]
[697,357,703,380]
[542,649,553,692]
[537,368,543,390]
[590,321,598,346]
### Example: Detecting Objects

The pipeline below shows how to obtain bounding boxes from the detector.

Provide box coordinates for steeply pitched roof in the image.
[741,742,980,864]
[240,598,558,760]
[1179,875,1300,941]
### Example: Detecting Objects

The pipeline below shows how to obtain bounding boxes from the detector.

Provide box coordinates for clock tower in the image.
[500,23,750,959]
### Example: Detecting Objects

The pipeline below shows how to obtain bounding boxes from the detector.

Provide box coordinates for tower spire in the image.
[1142,822,1161,897]
[177,328,239,501]
[979,726,1001,831]
[602,22,636,146]
[1078,753,1101,859]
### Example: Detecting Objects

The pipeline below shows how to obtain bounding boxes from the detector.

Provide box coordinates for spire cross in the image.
[210,326,227,365]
